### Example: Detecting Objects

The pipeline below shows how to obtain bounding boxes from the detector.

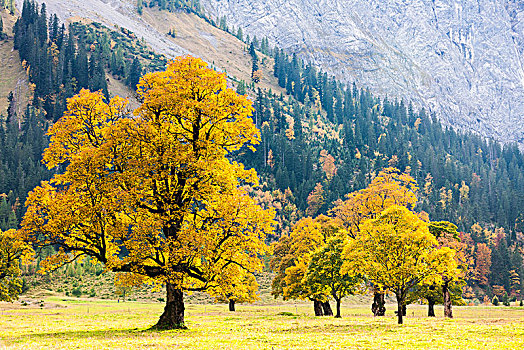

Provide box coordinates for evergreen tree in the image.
[126,57,142,90]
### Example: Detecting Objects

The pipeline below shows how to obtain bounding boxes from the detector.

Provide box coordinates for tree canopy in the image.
[0,229,33,302]
[343,205,457,324]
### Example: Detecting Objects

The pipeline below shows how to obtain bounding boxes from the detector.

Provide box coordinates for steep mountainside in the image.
[202,0,524,146]
[15,0,281,93]
[0,10,30,117]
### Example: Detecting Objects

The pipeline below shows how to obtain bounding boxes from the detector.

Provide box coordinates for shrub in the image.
[71,287,82,297]
[492,296,499,306]
[277,312,295,316]
[502,293,510,306]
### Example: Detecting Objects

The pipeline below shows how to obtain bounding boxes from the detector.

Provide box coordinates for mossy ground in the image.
[1,298,523,349]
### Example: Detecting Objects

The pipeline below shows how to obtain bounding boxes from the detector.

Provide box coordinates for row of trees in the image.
[0,107,52,225]
[271,168,464,324]
[14,1,108,121]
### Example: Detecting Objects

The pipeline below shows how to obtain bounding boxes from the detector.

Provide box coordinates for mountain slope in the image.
[0,10,30,118]
[17,0,283,94]
[202,0,524,146]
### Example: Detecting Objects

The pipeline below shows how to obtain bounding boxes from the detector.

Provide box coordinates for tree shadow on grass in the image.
[272,321,409,335]
[6,326,191,344]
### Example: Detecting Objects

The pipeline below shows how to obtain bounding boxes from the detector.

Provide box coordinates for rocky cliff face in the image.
[203,0,524,145]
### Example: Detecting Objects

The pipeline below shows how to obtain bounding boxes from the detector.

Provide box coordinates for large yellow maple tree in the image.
[21,56,275,329]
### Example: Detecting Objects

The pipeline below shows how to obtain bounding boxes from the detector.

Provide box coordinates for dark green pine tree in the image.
[0,14,5,40]
[74,38,89,90]
[126,57,142,90]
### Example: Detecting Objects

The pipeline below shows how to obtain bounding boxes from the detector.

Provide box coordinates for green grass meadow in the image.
[1,298,524,349]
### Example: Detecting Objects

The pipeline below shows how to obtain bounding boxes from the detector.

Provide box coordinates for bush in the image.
[89,288,96,297]
[277,312,295,316]
[71,287,82,297]
[520,300,523,307]
[502,293,510,306]
[492,296,499,306]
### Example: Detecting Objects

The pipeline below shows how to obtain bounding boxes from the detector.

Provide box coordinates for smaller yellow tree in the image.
[343,206,458,324]
[270,216,339,316]
[332,167,418,317]
[304,236,363,318]
[210,268,259,311]
[0,229,33,302]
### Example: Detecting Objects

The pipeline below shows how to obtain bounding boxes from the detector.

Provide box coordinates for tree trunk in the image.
[313,299,324,316]
[402,304,406,316]
[152,283,187,330]
[229,299,235,312]
[322,301,333,316]
[335,298,341,318]
[372,290,386,316]
[443,279,453,318]
[428,297,435,317]
[396,295,404,325]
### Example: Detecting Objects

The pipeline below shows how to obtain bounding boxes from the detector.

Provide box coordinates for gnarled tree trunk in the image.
[321,301,333,316]
[152,283,186,330]
[427,296,436,317]
[313,299,324,316]
[372,288,386,316]
[229,299,235,312]
[335,298,342,318]
[443,279,453,318]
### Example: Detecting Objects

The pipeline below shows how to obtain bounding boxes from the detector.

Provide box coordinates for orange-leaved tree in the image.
[21,56,275,330]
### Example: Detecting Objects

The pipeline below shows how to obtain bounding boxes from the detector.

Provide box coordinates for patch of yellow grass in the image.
[1,299,523,349]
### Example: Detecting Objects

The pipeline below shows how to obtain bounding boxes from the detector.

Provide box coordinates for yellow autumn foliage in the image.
[22,56,275,328]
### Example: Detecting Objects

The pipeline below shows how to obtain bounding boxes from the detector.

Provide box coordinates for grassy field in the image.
[1,298,523,349]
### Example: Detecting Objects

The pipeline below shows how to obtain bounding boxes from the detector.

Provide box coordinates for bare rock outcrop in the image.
[203,0,524,145]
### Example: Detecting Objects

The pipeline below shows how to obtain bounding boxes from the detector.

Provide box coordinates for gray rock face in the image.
[202,0,524,145]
